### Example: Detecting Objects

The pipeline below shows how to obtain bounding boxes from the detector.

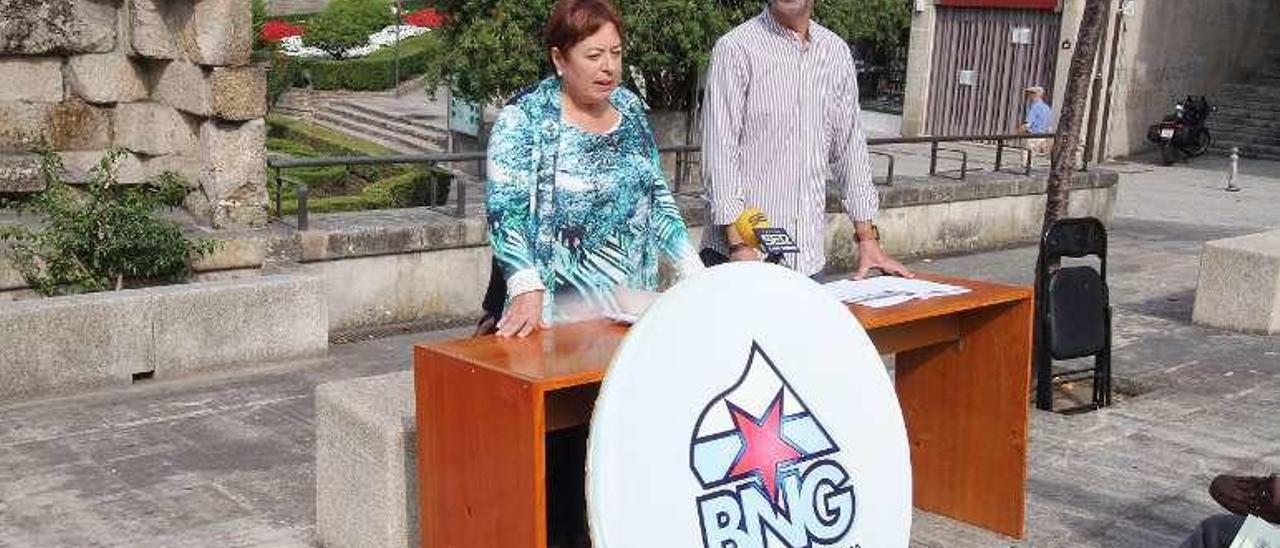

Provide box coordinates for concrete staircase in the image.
[313,97,450,154]
[1210,58,1280,160]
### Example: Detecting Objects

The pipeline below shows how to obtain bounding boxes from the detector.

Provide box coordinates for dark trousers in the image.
[1179,514,1246,548]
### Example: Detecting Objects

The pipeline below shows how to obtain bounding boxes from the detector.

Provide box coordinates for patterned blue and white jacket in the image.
[485,77,703,322]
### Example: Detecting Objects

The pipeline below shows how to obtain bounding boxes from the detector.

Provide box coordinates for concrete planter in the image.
[0,272,328,403]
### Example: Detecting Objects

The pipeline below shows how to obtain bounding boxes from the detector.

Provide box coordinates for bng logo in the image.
[689,342,857,548]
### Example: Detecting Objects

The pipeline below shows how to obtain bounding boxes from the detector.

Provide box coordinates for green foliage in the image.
[363,168,452,207]
[0,150,218,297]
[292,33,444,91]
[429,0,910,108]
[815,0,911,54]
[266,137,319,157]
[265,118,452,212]
[266,114,398,157]
[266,51,299,108]
[285,165,351,194]
[306,0,393,59]
[274,167,452,214]
[427,0,554,104]
[615,0,733,110]
[252,0,269,50]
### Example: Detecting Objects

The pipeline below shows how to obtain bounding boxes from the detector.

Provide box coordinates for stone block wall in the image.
[0,0,268,228]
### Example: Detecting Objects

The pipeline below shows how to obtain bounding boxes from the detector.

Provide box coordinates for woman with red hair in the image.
[482,0,703,339]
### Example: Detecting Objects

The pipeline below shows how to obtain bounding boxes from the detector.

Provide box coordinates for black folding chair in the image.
[1034,217,1112,412]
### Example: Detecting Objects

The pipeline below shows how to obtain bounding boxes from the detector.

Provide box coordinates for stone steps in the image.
[313,109,441,155]
[1206,60,1280,160]
[1213,133,1280,149]
[1214,104,1280,118]
[329,100,448,145]
[1219,83,1280,101]
[1209,133,1280,151]
[322,101,448,148]
[1209,115,1280,137]
[1214,96,1280,110]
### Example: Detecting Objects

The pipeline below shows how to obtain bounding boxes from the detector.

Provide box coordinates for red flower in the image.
[404,8,446,29]
[262,20,305,42]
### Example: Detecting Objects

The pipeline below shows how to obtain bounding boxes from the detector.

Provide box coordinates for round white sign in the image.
[587,262,912,548]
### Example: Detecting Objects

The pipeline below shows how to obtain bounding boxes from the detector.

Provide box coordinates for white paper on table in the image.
[859,294,915,309]
[1229,515,1280,548]
[822,276,970,308]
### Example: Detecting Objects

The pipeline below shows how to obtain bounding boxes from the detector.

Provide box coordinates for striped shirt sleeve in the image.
[701,38,749,226]
[828,51,879,223]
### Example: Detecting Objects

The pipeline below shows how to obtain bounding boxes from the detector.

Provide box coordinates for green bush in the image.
[266,114,405,182]
[815,0,911,52]
[265,116,454,213]
[267,114,397,157]
[428,0,909,108]
[252,0,269,50]
[306,0,392,59]
[275,167,452,214]
[0,150,218,296]
[427,0,552,104]
[363,168,452,207]
[289,165,351,194]
[293,33,443,91]
[267,137,319,157]
[615,0,733,110]
[266,51,300,108]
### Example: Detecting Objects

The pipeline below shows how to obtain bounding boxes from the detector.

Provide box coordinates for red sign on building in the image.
[936,0,1058,9]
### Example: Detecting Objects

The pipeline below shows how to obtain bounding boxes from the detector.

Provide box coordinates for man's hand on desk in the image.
[853,239,913,280]
[496,290,548,338]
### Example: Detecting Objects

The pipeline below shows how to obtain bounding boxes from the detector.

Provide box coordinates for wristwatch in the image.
[855,223,880,243]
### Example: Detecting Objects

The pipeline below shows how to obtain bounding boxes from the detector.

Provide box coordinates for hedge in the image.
[266,114,402,181]
[266,136,350,194]
[275,167,452,214]
[291,33,443,91]
[266,114,396,157]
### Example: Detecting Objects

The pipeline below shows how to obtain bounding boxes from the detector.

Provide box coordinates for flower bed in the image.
[262,20,305,42]
[261,7,444,57]
[404,8,445,29]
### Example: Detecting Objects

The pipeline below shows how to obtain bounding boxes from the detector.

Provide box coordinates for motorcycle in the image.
[1147,95,1214,165]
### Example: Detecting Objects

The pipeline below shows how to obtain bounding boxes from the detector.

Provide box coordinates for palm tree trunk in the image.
[1043,0,1109,229]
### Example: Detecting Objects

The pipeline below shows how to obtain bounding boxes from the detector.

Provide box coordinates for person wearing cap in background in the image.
[1022,85,1054,156]
[700,0,911,281]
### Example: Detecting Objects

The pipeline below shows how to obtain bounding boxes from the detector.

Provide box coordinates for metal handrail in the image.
[266,133,1056,230]
[867,150,896,186]
[995,140,1037,176]
[865,132,1054,146]
[931,147,969,181]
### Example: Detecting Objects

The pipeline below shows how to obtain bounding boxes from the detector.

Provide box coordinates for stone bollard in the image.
[1226,147,1241,192]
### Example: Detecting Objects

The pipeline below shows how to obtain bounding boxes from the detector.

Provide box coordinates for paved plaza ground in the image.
[0,151,1277,547]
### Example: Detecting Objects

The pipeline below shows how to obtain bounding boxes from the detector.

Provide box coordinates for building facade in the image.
[902,0,1280,160]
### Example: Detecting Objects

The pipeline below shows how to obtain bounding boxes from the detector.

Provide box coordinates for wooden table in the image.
[414,273,1033,547]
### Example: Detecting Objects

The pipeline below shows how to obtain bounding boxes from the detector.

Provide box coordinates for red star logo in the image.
[726,390,803,504]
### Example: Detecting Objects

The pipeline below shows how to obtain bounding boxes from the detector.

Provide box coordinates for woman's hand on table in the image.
[497,290,548,338]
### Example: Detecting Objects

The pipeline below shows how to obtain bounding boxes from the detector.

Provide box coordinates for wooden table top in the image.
[415,272,1031,389]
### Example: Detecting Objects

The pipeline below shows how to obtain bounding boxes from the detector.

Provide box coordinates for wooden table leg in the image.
[893,299,1033,539]
[415,347,547,548]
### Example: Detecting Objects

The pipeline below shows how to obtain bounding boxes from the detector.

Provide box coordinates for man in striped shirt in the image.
[700,0,911,280]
